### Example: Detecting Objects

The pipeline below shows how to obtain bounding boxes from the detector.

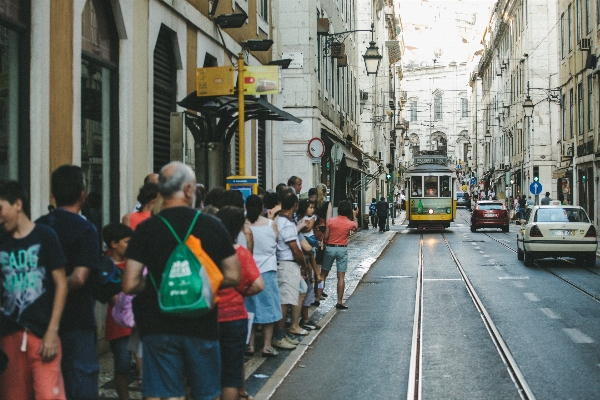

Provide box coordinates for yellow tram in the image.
[405,151,457,229]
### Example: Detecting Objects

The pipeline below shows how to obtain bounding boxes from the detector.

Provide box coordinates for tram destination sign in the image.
[414,156,447,166]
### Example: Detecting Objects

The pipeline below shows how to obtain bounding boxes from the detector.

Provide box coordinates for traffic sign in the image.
[470,178,476,185]
[529,181,543,195]
[331,143,344,166]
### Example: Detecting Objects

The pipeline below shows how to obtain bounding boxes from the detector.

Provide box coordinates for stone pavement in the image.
[98,212,405,399]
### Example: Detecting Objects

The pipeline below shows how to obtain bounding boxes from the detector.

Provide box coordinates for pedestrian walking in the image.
[518,195,527,220]
[313,184,332,299]
[36,165,102,400]
[0,180,69,400]
[101,223,134,400]
[369,198,378,229]
[376,197,388,232]
[216,206,264,400]
[122,161,241,400]
[244,195,283,357]
[320,200,358,310]
[541,191,552,205]
[122,182,159,229]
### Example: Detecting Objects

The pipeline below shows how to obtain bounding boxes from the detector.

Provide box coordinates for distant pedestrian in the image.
[526,196,535,206]
[540,191,552,205]
[376,197,388,232]
[287,176,303,196]
[0,180,68,400]
[122,161,241,400]
[123,182,159,229]
[518,195,527,220]
[36,165,101,400]
[369,198,378,229]
[320,200,358,310]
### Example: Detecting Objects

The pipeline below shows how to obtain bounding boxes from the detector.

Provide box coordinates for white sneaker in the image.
[272,338,296,350]
[285,336,300,345]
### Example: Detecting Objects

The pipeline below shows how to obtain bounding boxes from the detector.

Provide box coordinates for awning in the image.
[342,146,360,170]
[177,92,301,144]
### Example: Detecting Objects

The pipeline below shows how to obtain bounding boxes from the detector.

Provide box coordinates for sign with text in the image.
[244,66,281,94]
[196,67,235,97]
[413,156,447,166]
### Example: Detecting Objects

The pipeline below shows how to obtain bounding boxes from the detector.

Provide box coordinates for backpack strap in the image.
[157,211,201,244]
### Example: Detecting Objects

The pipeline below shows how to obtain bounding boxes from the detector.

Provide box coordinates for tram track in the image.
[407,231,535,400]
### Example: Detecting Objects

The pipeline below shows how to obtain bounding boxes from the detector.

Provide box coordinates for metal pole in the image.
[238,53,245,175]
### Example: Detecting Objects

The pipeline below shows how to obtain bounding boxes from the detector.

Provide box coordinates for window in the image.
[588,75,594,131]
[568,5,572,52]
[461,98,468,118]
[424,176,438,197]
[561,13,565,58]
[81,0,119,226]
[585,0,590,32]
[578,82,584,135]
[562,93,567,140]
[569,88,574,138]
[434,93,442,120]
[576,0,582,41]
[258,0,268,20]
[410,101,417,121]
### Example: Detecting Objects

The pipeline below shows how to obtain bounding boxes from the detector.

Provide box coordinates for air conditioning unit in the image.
[360,91,369,101]
[578,38,591,51]
[498,163,505,170]
[562,142,574,157]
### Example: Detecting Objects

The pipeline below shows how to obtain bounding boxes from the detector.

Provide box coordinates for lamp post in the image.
[320,23,382,75]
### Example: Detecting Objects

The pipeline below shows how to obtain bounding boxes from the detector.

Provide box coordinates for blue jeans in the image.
[60,329,99,400]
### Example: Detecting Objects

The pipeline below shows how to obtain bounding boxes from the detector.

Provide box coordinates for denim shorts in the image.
[219,319,248,388]
[142,334,221,400]
[304,235,318,248]
[110,336,132,373]
[321,246,349,273]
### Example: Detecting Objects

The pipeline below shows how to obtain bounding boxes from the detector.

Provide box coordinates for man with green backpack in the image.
[123,161,241,400]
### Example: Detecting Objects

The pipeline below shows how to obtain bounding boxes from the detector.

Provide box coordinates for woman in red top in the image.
[122,182,159,229]
[320,200,358,310]
[216,206,264,400]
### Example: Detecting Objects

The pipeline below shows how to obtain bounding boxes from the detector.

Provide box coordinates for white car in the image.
[516,205,598,267]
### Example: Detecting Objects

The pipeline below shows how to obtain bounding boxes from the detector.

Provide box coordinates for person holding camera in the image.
[319,200,358,310]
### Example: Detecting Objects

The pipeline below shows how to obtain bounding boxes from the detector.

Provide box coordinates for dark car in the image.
[456,192,470,208]
[471,200,510,232]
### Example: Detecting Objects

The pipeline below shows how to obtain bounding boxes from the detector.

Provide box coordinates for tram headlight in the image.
[428,208,434,215]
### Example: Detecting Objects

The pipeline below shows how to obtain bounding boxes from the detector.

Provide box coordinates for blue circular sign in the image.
[529,181,543,195]
[470,178,476,185]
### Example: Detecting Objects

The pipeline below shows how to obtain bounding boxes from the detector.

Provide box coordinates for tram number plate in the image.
[484,213,496,217]
[552,230,574,236]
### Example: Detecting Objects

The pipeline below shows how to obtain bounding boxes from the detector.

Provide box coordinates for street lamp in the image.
[523,94,534,118]
[363,40,382,75]
[484,129,492,143]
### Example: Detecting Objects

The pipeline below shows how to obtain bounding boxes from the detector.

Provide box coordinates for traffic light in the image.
[385,163,393,182]
[533,166,539,182]
[582,174,586,183]
[385,172,392,181]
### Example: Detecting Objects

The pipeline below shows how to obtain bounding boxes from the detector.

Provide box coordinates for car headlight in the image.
[428,208,434,214]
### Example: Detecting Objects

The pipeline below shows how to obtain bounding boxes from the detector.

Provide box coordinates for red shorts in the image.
[0,330,66,400]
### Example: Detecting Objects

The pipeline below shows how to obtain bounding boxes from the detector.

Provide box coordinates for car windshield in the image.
[535,208,590,223]
[478,203,503,210]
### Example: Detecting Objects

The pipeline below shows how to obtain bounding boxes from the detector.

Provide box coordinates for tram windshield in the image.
[424,176,438,197]
[411,177,422,196]
[440,176,451,197]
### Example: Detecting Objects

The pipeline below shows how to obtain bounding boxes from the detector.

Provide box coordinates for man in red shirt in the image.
[320,200,358,310]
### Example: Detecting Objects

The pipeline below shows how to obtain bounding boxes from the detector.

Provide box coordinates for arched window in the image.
[434,92,443,120]
[81,0,119,227]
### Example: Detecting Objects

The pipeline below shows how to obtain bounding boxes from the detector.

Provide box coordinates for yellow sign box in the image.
[244,66,281,95]
[196,67,235,97]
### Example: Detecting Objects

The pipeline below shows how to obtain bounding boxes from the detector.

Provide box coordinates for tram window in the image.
[411,177,422,196]
[424,176,438,197]
[440,176,451,197]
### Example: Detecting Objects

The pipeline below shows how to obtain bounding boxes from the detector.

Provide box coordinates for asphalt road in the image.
[269,208,600,399]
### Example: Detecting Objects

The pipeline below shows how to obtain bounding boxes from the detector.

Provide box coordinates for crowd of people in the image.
[0,163,360,400]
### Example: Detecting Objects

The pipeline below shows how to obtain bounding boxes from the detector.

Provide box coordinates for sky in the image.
[398,0,495,68]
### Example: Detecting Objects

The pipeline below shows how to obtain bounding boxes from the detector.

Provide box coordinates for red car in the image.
[471,201,510,232]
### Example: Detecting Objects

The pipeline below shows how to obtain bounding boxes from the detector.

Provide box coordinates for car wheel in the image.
[502,225,509,233]
[517,246,524,261]
[470,225,476,232]
[523,250,534,267]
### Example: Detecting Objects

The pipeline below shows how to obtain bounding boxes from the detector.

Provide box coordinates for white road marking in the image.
[523,292,540,301]
[563,328,595,343]
[540,308,561,319]
[499,276,530,280]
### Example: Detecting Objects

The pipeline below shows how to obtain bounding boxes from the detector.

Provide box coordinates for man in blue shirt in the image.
[37,165,101,400]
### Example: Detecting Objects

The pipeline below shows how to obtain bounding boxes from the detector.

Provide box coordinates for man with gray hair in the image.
[123,161,241,400]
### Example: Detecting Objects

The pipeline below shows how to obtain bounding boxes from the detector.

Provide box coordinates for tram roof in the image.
[405,163,456,175]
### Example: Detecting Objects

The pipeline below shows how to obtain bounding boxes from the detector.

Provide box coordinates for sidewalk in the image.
[98,212,405,399]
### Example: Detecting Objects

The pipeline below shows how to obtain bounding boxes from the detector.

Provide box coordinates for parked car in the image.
[516,205,598,267]
[456,192,470,208]
[470,201,510,232]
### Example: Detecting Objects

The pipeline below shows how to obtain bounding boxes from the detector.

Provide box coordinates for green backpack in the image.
[149,211,218,317]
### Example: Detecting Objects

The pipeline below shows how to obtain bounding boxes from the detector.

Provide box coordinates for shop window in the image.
[81,0,119,227]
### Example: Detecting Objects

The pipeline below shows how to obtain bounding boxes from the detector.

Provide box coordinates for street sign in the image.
[244,66,281,94]
[196,67,235,96]
[331,143,344,166]
[529,181,543,195]
[470,178,476,185]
